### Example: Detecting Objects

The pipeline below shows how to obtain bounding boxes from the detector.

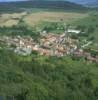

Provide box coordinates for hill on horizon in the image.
[66,0,98,7]
[0,0,87,13]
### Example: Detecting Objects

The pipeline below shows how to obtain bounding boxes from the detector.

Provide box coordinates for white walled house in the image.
[67,29,81,34]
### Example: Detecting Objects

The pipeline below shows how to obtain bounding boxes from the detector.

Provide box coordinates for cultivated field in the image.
[0,12,27,27]
[0,10,88,27]
[24,12,88,26]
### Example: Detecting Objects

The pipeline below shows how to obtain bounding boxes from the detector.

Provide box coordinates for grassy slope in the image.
[72,12,98,41]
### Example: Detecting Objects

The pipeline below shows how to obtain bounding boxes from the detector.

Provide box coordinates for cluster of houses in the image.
[73,49,98,63]
[39,31,79,57]
[0,28,98,63]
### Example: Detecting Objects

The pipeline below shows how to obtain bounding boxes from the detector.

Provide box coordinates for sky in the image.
[0,0,76,1]
[0,0,95,1]
[0,0,28,2]
[0,0,95,4]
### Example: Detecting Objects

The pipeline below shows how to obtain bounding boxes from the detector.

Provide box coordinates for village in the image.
[0,27,98,63]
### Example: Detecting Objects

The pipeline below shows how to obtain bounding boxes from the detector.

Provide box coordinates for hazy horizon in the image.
[0,0,28,2]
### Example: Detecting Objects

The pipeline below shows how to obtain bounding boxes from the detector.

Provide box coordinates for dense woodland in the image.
[0,49,98,100]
